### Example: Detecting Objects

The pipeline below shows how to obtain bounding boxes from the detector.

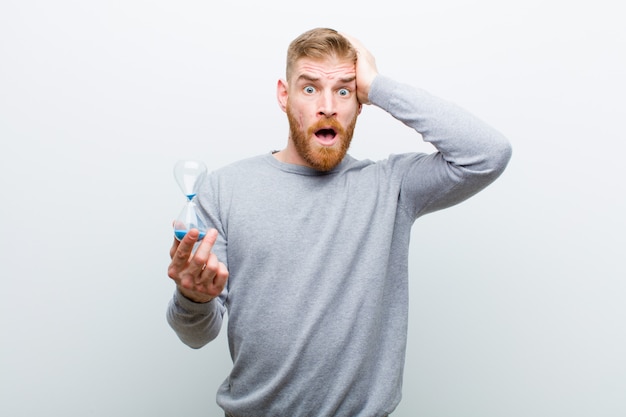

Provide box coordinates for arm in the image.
[370,75,512,216]
[344,32,512,216]
[166,228,229,348]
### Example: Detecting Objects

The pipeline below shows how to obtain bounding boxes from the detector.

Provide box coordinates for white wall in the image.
[1,1,624,416]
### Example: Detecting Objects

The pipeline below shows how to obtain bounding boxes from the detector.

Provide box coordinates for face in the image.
[278,57,361,171]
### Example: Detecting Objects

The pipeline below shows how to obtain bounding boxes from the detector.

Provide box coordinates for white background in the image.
[1,0,624,416]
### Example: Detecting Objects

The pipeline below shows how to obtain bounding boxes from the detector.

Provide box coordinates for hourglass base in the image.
[174,229,206,241]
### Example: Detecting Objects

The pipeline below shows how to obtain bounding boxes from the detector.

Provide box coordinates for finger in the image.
[211,261,229,292]
[197,250,222,284]
[187,228,219,273]
[169,237,181,259]
[196,259,229,295]
[169,228,201,272]
[339,32,377,105]
[339,32,360,48]
[340,32,367,57]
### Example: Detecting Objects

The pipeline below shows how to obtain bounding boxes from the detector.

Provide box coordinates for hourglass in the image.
[173,160,208,241]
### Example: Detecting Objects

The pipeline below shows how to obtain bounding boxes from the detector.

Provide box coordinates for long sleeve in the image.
[163,74,513,416]
[166,173,229,349]
[369,75,513,218]
[166,288,226,349]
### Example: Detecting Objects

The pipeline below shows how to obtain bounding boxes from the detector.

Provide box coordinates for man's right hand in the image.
[340,32,379,105]
[167,228,229,303]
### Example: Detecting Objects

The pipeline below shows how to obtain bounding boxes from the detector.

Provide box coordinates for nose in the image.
[317,90,337,118]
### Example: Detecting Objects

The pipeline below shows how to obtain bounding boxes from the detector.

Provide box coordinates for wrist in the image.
[177,286,214,304]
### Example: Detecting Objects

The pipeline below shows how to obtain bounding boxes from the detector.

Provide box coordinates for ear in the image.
[276,79,288,112]
[357,102,362,115]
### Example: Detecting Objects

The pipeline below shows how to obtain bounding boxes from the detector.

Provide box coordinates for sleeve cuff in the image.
[173,288,218,315]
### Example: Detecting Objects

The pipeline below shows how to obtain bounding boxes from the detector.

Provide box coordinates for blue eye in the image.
[338,88,349,97]
[304,86,316,94]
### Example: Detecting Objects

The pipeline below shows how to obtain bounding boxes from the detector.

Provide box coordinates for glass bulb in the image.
[173,198,208,241]
[174,160,207,199]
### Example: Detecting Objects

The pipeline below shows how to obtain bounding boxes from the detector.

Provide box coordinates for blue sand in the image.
[174,230,206,241]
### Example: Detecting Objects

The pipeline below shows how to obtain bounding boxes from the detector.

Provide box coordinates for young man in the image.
[166,27,512,417]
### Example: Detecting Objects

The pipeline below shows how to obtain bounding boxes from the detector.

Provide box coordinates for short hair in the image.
[286,28,357,81]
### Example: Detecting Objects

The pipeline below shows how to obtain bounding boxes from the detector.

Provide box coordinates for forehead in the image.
[291,57,355,82]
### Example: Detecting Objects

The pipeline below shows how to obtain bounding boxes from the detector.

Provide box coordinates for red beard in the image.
[286,106,358,171]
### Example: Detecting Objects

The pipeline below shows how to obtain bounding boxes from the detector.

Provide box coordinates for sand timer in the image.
[173,160,208,241]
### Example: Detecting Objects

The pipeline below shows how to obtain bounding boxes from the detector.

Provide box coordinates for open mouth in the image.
[314,128,337,145]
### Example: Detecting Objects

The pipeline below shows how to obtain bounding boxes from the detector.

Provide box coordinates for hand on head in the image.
[340,32,379,105]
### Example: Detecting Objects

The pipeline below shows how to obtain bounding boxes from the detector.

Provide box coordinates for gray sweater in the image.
[167,75,512,416]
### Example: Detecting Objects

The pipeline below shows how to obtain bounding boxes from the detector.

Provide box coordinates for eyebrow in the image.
[338,75,356,83]
[296,73,356,84]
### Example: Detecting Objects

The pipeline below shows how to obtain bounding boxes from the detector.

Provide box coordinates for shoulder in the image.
[217,153,271,171]
[208,153,275,179]
[342,152,429,174]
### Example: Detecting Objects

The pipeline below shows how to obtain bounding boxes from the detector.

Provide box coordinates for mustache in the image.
[307,117,346,136]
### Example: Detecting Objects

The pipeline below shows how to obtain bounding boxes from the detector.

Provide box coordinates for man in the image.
[166,27,512,417]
